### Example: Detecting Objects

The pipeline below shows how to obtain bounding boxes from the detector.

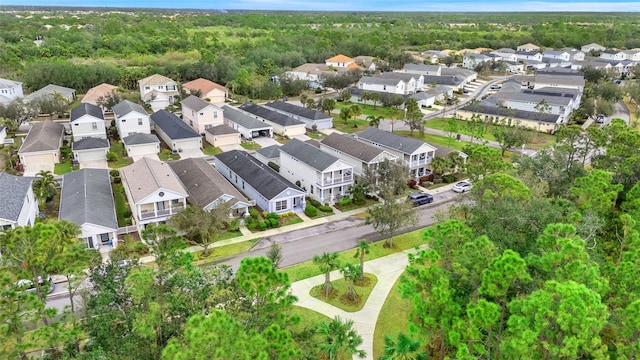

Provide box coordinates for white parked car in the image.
[452,181,473,193]
[17,275,55,294]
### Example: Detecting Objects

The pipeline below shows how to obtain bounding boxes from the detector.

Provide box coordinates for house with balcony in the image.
[354,127,436,178]
[0,78,24,105]
[113,100,151,138]
[138,74,179,112]
[59,169,118,251]
[0,173,37,231]
[319,132,397,179]
[215,150,306,214]
[238,103,306,138]
[263,100,333,130]
[279,138,354,204]
[181,95,224,135]
[120,157,188,227]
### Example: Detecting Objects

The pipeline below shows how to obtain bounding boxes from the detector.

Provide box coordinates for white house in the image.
[376,73,423,94]
[150,110,202,152]
[215,150,306,214]
[355,127,437,178]
[0,126,7,145]
[624,49,640,62]
[72,137,110,163]
[542,51,570,62]
[0,78,24,105]
[517,43,541,52]
[70,103,107,140]
[279,138,355,205]
[222,105,273,140]
[463,53,493,69]
[18,121,64,176]
[533,74,585,91]
[138,74,179,112]
[0,173,37,231]
[181,95,224,135]
[122,133,161,159]
[401,64,442,76]
[238,103,306,138]
[59,169,118,251]
[515,51,543,62]
[112,100,151,138]
[600,50,627,61]
[25,84,76,105]
[354,56,377,71]
[263,100,333,130]
[120,157,188,227]
[358,76,406,95]
[581,43,606,53]
[286,63,331,86]
[319,132,398,178]
[325,54,356,69]
[182,78,228,104]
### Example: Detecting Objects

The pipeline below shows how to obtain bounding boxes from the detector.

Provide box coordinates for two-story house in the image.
[319,132,398,179]
[113,100,151,138]
[600,50,627,61]
[355,127,437,178]
[377,73,423,94]
[0,173,37,231]
[238,103,306,138]
[542,51,570,61]
[215,150,306,214]
[263,100,333,130]
[182,78,228,104]
[59,169,118,251]
[70,103,110,164]
[279,138,355,204]
[0,78,24,105]
[357,76,406,95]
[138,74,179,112]
[25,84,76,105]
[120,157,188,228]
[533,74,585,91]
[515,51,543,62]
[181,95,224,135]
[517,43,541,52]
[325,54,356,69]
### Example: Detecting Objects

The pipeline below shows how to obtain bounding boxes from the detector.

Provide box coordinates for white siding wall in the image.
[72,115,107,139]
[117,111,151,138]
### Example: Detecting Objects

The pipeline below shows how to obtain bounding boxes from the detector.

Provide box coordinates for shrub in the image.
[280,211,294,218]
[407,179,417,188]
[338,198,352,207]
[227,219,240,232]
[309,199,322,208]
[420,181,432,188]
[258,220,268,230]
[304,204,318,217]
[245,217,257,229]
[110,170,120,178]
[267,212,279,220]
[442,174,456,183]
[248,208,259,218]
[269,217,279,228]
[319,205,334,213]
[295,180,301,187]
[113,176,121,184]
[106,151,117,162]
[267,161,280,172]
[123,210,132,218]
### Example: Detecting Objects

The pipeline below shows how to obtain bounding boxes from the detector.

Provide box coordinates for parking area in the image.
[177,148,206,159]
[79,160,109,169]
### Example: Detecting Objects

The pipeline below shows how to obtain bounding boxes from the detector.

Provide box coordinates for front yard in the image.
[108,140,134,168]
[202,142,222,156]
[54,161,79,175]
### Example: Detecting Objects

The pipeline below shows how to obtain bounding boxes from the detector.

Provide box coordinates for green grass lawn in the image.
[158,148,181,161]
[310,273,378,312]
[373,273,413,359]
[306,131,324,140]
[332,118,370,133]
[111,182,130,227]
[202,142,222,156]
[54,161,79,175]
[335,102,405,120]
[282,228,426,283]
[394,130,468,152]
[191,236,255,263]
[240,141,262,150]
[108,141,134,168]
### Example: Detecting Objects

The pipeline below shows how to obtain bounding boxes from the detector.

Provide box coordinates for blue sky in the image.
[4,0,640,11]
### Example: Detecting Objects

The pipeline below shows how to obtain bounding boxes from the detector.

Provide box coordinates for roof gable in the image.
[280,138,342,171]
[70,103,104,122]
[264,101,331,121]
[321,132,387,162]
[181,95,220,112]
[182,78,227,94]
[138,74,175,86]
[120,157,188,204]
[59,169,117,230]
[122,133,160,146]
[150,110,201,139]
[326,54,354,63]
[18,121,64,153]
[72,137,110,151]
[113,100,147,118]
[0,173,33,223]
[81,83,117,104]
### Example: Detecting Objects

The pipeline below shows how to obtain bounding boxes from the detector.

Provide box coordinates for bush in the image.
[267,161,280,172]
[442,174,456,183]
[248,208,259,218]
[420,181,433,188]
[309,199,322,208]
[267,212,279,220]
[319,205,334,213]
[269,217,279,228]
[304,204,318,217]
[295,180,301,187]
[227,219,240,231]
[258,220,268,230]
[407,179,417,188]
[113,176,121,183]
[337,198,352,207]
[123,210,132,218]
[110,169,120,178]
[280,211,294,217]
[245,217,257,229]
[106,151,117,162]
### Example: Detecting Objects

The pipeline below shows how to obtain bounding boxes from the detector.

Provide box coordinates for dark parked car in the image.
[408,192,434,206]
[596,114,605,124]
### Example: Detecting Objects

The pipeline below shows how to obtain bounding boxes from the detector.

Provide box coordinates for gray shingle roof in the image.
[122,133,160,146]
[255,144,281,160]
[280,138,341,171]
[18,121,64,154]
[376,72,421,82]
[422,74,465,87]
[25,84,75,102]
[222,105,272,130]
[119,157,188,204]
[181,95,211,112]
[321,132,387,163]
[264,101,331,121]
[59,169,117,230]
[357,127,434,154]
[169,158,249,209]
[205,124,239,136]
[0,173,33,223]
[534,74,585,87]
[70,103,104,122]
[403,64,440,72]
[113,100,147,118]
[72,137,110,151]
[358,76,403,87]
[239,103,305,127]
[492,90,572,106]
[460,101,560,123]
[150,110,201,140]
[215,150,301,200]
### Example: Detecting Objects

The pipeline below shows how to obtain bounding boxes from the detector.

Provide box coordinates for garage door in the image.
[24,153,55,165]
[127,144,159,157]
[77,150,106,162]
[175,139,201,150]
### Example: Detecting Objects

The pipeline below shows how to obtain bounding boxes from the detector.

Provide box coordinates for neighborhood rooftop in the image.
[280,138,342,171]
[265,101,330,121]
[25,84,75,101]
[72,137,110,151]
[222,105,271,130]
[356,127,436,154]
[122,133,160,146]
[150,110,201,139]
[239,103,305,127]
[119,157,187,204]
[181,95,216,112]
[0,173,34,223]
[18,121,64,153]
[205,124,238,136]
[113,100,147,118]
[70,103,104,122]
[59,169,118,230]
[321,132,387,162]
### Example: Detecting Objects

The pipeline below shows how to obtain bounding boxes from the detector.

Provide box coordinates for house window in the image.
[121,119,126,123]
[275,200,287,211]
[310,185,314,194]
[189,120,193,126]
[145,86,150,90]
[199,112,204,116]
[92,122,98,130]
[214,112,218,119]
[205,124,212,129]
[242,181,245,189]
[138,118,143,125]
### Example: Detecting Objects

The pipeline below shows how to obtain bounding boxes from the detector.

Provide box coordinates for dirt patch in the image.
[339,292,363,306]
[315,286,339,301]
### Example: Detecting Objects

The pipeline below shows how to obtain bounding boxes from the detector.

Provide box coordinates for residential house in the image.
[503,61,525,74]
[214,150,306,214]
[18,121,64,175]
[181,95,223,135]
[263,100,333,130]
[138,74,179,111]
[462,53,493,69]
[286,63,331,89]
[533,74,585,91]
[0,126,7,145]
[25,84,76,104]
[491,91,574,124]
[563,49,586,61]
[354,127,436,178]
[120,157,188,227]
[325,54,356,68]
[401,64,441,76]
[70,103,107,140]
[420,50,448,63]
[112,100,151,138]
[0,173,37,231]
[457,100,562,133]
[204,124,241,148]
[440,67,477,84]
[353,56,377,71]
[81,83,118,108]
[279,138,355,204]
[376,72,423,93]
[254,144,281,166]
[169,158,253,217]
[624,49,640,62]
[412,92,437,108]
[600,50,627,61]
[319,132,397,178]
[0,78,24,105]
[222,105,273,140]
[122,133,161,158]
[515,50,543,62]
[71,137,110,163]
[238,103,306,138]
[581,43,606,53]
[542,51,570,62]
[357,76,406,95]
[489,50,518,62]
[182,78,228,104]
[150,110,202,152]
[421,75,466,91]
[517,43,541,52]
[59,169,118,251]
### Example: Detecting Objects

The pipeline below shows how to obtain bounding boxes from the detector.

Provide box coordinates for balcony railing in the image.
[317,175,353,187]
[406,157,432,167]
[140,207,180,220]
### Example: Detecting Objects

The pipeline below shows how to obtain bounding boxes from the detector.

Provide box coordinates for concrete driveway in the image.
[79,160,108,169]
[253,137,281,148]
[23,163,55,176]
[131,154,161,162]
[178,148,206,159]
[218,144,244,152]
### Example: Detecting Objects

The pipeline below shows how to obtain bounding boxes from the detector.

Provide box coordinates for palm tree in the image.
[353,240,370,280]
[33,170,56,208]
[350,104,362,122]
[318,317,366,360]
[313,252,340,298]
[300,92,309,106]
[360,91,371,105]
[306,98,316,109]
[341,263,361,301]
[366,115,383,128]
[430,156,450,178]
[379,333,427,360]
[339,107,352,125]
[370,92,380,109]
